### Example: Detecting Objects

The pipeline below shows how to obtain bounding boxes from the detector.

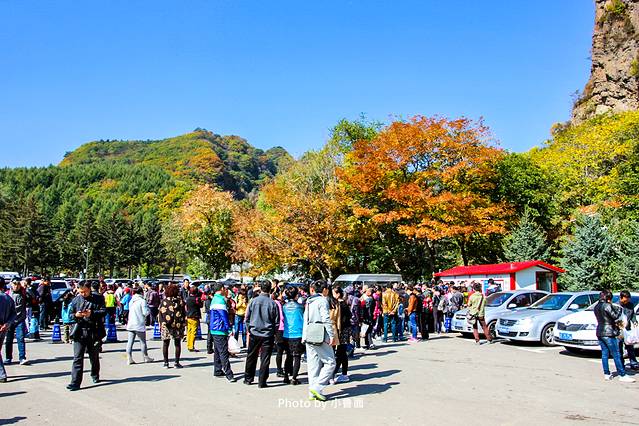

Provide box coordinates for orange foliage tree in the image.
[340,115,511,265]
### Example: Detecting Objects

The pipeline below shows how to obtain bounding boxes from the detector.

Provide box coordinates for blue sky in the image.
[0,0,594,167]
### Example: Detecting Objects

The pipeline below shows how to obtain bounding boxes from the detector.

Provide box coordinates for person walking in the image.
[382,284,399,342]
[244,281,279,388]
[234,287,248,348]
[185,287,202,352]
[467,282,492,345]
[209,282,235,382]
[274,290,286,378]
[158,284,186,369]
[332,286,351,384]
[619,290,639,369]
[60,291,75,344]
[302,280,336,402]
[0,278,17,383]
[126,286,154,365]
[282,286,304,385]
[594,290,635,382]
[67,281,106,391]
[5,278,28,365]
[360,287,376,349]
[104,285,117,326]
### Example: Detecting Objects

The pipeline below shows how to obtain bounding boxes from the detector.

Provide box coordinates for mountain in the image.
[572,0,639,123]
[60,129,292,198]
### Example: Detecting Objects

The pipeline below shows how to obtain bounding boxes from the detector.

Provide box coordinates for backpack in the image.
[437,296,448,312]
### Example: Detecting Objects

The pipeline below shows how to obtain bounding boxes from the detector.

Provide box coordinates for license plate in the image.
[497,328,509,335]
[559,332,573,341]
[453,321,463,329]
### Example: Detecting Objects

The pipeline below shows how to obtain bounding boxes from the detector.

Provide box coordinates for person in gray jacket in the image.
[5,278,28,365]
[0,278,17,383]
[244,281,279,388]
[302,280,336,402]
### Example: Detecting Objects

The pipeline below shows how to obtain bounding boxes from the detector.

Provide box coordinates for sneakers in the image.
[334,374,350,383]
[604,374,613,381]
[143,356,154,363]
[163,362,170,369]
[309,389,327,402]
[174,362,183,369]
[619,375,636,383]
[408,337,417,343]
[127,358,136,365]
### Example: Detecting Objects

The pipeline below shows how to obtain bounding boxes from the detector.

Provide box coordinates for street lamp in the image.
[84,246,89,280]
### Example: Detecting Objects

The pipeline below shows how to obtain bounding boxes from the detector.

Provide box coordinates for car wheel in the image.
[541,323,555,346]
[488,321,496,340]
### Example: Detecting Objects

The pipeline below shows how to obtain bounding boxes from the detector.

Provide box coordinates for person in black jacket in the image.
[67,281,107,391]
[619,290,639,370]
[5,279,28,365]
[594,290,635,382]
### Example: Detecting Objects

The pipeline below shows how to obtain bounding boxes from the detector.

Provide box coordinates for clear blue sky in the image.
[0,0,594,167]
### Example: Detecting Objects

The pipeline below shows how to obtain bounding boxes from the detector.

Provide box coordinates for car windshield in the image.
[486,292,514,307]
[50,282,67,290]
[529,294,572,310]
[587,294,639,310]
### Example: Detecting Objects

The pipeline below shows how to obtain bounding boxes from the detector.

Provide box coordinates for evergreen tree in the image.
[502,209,549,262]
[560,214,616,291]
[612,220,639,290]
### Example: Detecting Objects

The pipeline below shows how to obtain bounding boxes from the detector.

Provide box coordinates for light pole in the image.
[84,246,89,280]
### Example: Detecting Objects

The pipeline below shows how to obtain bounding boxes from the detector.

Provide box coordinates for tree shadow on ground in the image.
[0,416,27,425]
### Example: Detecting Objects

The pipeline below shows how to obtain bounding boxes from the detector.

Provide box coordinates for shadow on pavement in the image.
[82,374,179,390]
[361,350,397,357]
[0,416,27,425]
[9,371,71,382]
[331,381,400,398]
[348,369,400,382]
[0,391,27,398]
[348,363,378,371]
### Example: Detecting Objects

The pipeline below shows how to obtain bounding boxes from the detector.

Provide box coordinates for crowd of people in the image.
[0,275,636,397]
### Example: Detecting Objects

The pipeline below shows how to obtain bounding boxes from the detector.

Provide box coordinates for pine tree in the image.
[612,220,639,290]
[560,214,616,291]
[502,209,549,262]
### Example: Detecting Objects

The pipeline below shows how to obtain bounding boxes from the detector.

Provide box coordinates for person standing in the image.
[406,286,419,342]
[209,283,235,382]
[360,287,376,349]
[103,285,117,326]
[37,277,53,330]
[120,288,132,325]
[274,290,286,378]
[185,287,202,352]
[619,290,639,369]
[244,281,279,388]
[234,287,248,348]
[91,282,107,350]
[126,287,154,365]
[67,281,106,391]
[282,286,304,385]
[0,278,17,383]
[467,282,492,345]
[302,281,336,402]
[382,284,399,342]
[5,278,28,365]
[332,286,351,384]
[158,284,186,368]
[594,290,635,382]
[145,284,160,327]
[25,278,40,340]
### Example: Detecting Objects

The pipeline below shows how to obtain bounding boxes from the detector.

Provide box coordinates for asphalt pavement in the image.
[1,327,638,426]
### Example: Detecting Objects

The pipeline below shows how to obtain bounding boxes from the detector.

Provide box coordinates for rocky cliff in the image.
[572,0,639,123]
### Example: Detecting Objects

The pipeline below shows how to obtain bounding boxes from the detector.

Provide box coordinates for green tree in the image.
[503,209,549,262]
[560,215,616,291]
[611,220,639,290]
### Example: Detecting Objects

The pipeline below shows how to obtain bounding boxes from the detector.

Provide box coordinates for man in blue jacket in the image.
[209,282,235,382]
[0,278,17,383]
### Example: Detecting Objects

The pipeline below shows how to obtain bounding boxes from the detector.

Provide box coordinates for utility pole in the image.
[84,246,89,280]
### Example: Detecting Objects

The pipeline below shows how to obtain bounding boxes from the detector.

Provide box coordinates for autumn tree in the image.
[340,115,511,266]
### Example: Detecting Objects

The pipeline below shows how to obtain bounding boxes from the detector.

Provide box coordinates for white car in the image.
[553,294,639,353]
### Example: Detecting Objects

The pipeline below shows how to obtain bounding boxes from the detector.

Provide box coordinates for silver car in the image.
[496,291,600,346]
[452,290,548,338]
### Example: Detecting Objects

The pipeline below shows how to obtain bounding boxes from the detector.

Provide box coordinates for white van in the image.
[0,271,20,281]
[333,274,402,289]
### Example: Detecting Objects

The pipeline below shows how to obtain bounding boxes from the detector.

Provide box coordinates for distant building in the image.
[434,260,564,293]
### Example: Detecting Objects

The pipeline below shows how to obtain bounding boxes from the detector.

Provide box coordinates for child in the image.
[61,291,75,343]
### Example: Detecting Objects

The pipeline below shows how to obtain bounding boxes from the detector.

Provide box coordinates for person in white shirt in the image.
[125,287,154,365]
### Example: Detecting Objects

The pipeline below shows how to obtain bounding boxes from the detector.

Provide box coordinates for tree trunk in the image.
[458,239,469,266]
[378,231,401,272]
[425,239,437,278]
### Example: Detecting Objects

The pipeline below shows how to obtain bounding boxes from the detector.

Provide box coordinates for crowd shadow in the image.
[26,356,74,365]
[82,374,179,390]
[331,381,400,399]
[9,370,71,382]
[348,368,400,382]
[0,391,27,398]
[0,416,27,425]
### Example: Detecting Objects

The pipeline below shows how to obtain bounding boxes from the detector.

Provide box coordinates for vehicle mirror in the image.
[507,303,517,309]
[568,303,579,310]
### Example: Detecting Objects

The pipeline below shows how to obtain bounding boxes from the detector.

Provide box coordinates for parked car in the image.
[452,290,548,338]
[496,291,600,346]
[553,293,639,353]
[0,271,20,281]
[50,279,73,321]
[104,278,133,287]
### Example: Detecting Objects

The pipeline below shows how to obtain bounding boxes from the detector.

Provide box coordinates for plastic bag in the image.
[228,335,241,355]
[623,326,639,346]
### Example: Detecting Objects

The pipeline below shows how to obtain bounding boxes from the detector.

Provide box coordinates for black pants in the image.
[275,330,285,373]
[334,344,348,376]
[71,338,100,387]
[283,337,303,380]
[213,334,233,379]
[363,322,374,347]
[420,311,430,340]
[206,318,214,354]
[244,334,274,386]
[162,337,182,364]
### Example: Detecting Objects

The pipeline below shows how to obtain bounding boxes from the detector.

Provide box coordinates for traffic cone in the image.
[51,321,62,344]
[106,323,118,343]
[196,322,202,340]
[153,321,161,340]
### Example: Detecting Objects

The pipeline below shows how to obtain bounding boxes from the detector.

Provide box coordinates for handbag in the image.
[305,322,326,345]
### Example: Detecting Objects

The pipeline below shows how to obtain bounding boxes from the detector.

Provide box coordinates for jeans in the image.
[39,304,49,329]
[599,336,626,376]
[383,314,398,342]
[126,331,149,358]
[5,321,27,361]
[244,334,274,386]
[234,315,246,347]
[306,342,335,394]
[213,334,234,379]
[433,310,443,333]
[0,331,6,380]
[409,313,418,339]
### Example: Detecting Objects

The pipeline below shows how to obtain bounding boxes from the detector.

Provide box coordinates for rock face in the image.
[572,0,639,123]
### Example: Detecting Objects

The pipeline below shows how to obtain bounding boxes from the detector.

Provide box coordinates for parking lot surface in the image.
[1,329,638,426]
